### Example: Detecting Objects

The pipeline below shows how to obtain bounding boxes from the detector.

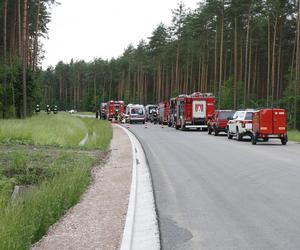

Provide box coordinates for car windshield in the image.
[245,112,253,120]
[131,108,144,115]
[219,111,235,119]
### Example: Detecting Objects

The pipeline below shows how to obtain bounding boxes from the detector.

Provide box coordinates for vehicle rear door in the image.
[259,109,273,134]
[273,109,286,134]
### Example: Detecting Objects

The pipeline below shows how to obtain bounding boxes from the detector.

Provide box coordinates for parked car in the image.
[251,108,287,145]
[125,104,146,124]
[227,109,255,141]
[208,110,236,136]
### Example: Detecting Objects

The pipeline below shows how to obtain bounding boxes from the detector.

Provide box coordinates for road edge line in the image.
[119,125,160,250]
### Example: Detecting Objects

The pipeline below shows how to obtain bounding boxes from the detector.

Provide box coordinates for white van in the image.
[126,104,145,124]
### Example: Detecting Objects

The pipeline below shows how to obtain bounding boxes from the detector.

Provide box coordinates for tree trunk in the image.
[295,1,300,129]
[267,16,271,107]
[234,17,238,109]
[244,13,250,106]
[175,44,180,92]
[271,17,278,108]
[3,0,8,118]
[18,0,22,58]
[218,3,224,109]
[22,0,28,118]
[33,0,41,71]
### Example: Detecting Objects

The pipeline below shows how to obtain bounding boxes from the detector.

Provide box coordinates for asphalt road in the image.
[128,123,300,250]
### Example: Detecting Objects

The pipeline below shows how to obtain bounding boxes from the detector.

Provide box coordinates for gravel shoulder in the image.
[32,125,132,250]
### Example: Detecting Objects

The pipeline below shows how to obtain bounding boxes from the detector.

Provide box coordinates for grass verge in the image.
[80,118,112,150]
[288,130,300,142]
[0,114,112,249]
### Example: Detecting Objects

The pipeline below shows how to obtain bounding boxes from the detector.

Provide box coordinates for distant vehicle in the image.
[100,103,107,119]
[114,100,125,121]
[208,110,236,136]
[69,109,77,114]
[168,98,176,127]
[145,105,158,122]
[125,104,145,124]
[175,92,215,131]
[251,108,287,145]
[158,101,170,125]
[227,109,255,141]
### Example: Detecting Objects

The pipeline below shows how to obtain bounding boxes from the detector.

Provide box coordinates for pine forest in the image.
[1,0,300,129]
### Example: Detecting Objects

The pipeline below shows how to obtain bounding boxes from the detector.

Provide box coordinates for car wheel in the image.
[214,127,219,136]
[281,134,288,145]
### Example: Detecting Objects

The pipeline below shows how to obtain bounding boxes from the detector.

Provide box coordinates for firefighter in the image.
[46,105,51,114]
[35,104,40,113]
[96,111,99,119]
[53,105,58,114]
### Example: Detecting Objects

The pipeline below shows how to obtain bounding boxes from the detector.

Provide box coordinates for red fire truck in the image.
[158,101,170,125]
[106,100,115,121]
[251,108,287,145]
[175,92,215,130]
[106,100,125,121]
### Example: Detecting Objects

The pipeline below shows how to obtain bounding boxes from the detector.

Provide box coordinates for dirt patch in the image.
[32,125,132,250]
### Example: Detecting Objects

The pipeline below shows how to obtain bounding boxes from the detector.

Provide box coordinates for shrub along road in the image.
[129,123,300,250]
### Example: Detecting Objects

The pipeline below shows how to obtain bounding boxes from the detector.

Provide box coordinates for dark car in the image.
[208,110,236,136]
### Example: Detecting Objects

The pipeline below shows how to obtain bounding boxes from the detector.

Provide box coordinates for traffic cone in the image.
[161,123,164,128]
[145,122,148,128]
[126,123,130,129]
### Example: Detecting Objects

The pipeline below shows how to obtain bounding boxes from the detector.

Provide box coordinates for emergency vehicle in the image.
[175,92,215,130]
[158,101,170,125]
[251,108,287,145]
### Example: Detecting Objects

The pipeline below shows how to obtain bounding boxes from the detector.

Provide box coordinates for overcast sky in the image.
[41,0,199,69]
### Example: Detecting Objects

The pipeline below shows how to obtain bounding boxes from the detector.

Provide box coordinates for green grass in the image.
[0,113,112,149]
[0,146,97,249]
[0,113,87,147]
[0,149,96,250]
[80,118,112,150]
[288,130,300,142]
[0,114,112,249]
[75,111,95,115]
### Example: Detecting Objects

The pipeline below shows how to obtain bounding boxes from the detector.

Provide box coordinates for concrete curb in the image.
[119,125,160,250]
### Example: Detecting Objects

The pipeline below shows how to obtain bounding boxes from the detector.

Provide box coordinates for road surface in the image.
[128,123,300,250]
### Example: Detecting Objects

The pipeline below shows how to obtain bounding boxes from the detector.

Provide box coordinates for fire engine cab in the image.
[175,92,215,130]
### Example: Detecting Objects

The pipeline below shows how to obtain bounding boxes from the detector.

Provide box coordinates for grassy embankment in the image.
[0,113,112,249]
[288,130,300,142]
